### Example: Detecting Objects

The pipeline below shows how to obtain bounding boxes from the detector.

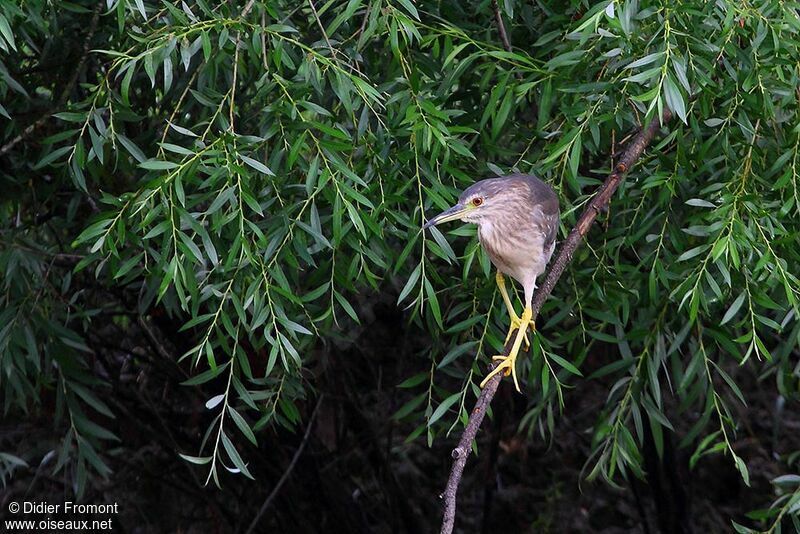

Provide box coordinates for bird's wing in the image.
[521,176,559,251]
[533,204,559,251]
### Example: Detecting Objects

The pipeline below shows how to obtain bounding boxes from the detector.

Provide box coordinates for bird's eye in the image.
[472,197,483,207]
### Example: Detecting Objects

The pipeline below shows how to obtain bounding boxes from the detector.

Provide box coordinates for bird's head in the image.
[423,179,511,229]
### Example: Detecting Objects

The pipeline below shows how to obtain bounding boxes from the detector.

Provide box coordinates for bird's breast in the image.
[478,221,548,283]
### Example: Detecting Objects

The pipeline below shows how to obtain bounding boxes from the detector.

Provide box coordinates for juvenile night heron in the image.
[424,174,559,392]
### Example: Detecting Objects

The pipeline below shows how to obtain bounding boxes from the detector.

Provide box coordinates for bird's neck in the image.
[477,220,494,239]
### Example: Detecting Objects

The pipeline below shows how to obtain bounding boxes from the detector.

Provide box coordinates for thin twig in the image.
[490,1,521,82]
[245,395,324,534]
[490,0,513,54]
[138,316,179,365]
[228,0,258,132]
[241,0,257,19]
[356,3,371,47]
[308,0,338,59]
[439,108,673,534]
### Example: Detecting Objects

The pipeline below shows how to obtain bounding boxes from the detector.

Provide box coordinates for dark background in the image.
[2,290,795,533]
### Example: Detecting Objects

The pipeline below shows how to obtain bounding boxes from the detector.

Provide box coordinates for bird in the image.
[423,174,559,392]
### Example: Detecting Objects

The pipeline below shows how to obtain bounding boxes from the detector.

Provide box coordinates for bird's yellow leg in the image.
[495,272,530,349]
[480,305,532,392]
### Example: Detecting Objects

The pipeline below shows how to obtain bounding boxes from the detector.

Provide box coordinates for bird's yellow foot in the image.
[481,305,532,393]
[504,313,531,350]
[480,353,520,391]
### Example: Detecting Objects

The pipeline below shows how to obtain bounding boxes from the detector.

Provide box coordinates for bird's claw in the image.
[480,353,520,392]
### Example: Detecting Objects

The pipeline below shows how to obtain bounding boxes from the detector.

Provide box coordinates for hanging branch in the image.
[439,108,673,534]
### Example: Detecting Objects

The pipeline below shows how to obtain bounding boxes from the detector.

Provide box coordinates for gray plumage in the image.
[454,174,559,306]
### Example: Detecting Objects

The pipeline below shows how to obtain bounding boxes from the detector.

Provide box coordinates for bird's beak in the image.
[423,203,470,229]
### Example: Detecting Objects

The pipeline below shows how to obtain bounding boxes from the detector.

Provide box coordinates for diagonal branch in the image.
[439,108,673,534]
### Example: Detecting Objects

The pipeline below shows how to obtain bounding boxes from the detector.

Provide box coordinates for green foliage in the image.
[1,0,799,528]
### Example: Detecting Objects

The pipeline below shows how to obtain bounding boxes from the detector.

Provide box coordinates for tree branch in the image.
[439,109,673,534]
